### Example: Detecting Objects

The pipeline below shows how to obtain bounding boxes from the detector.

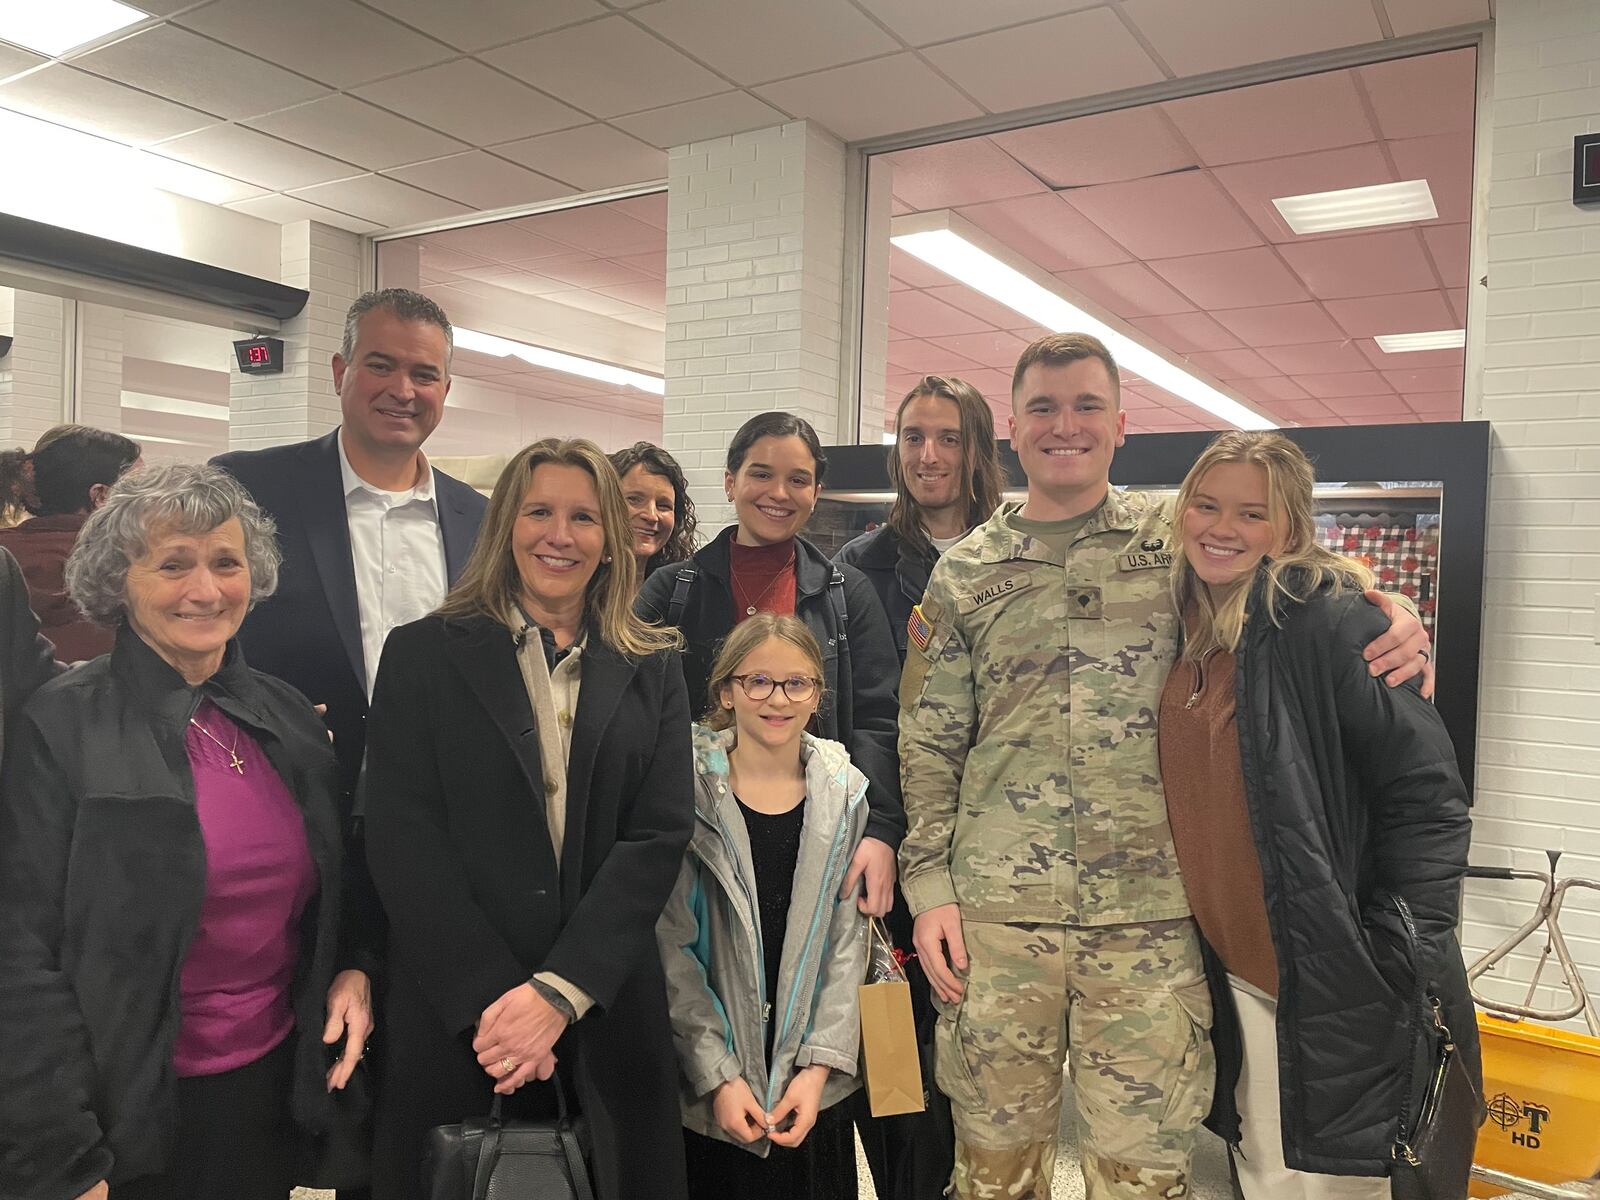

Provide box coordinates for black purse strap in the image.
[471,1074,594,1200]
[1391,894,1451,1161]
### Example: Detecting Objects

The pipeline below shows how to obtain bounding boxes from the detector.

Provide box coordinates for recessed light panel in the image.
[1373,329,1466,353]
[1272,180,1438,235]
[0,0,145,57]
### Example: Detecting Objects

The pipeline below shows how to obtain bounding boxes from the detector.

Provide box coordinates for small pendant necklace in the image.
[735,551,795,617]
[189,715,246,775]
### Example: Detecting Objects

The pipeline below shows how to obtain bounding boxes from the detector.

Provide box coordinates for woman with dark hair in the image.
[0,425,141,661]
[636,412,904,923]
[609,441,698,581]
[363,437,693,1200]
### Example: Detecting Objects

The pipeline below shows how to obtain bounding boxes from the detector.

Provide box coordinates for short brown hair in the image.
[1011,333,1120,408]
[702,613,826,729]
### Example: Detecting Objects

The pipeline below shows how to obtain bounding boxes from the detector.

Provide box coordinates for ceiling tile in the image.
[593,280,665,309]
[1128,311,1243,353]
[885,337,981,373]
[1356,339,1464,370]
[889,247,958,289]
[889,291,993,338]
[613,90,785,149]
[530,254,651,288]
[0,64,216,145]
[1323,290,1456,337]
[1324,395,1412,419]
[956,192,1130,271]
[353,59,587,144]
[525,204,665,255]
[1231,375,1311,402]
[1421,222,1469,285]
[923,283,1037,331]
[754,53,981,143]
[932,331,1031,369]
[244,93,464,170]
[613,192,667,228]
[385,151,572,210]
[888,138,1047,210]
[175,0,452,88]
[851,0,1100,47]
[1403,391,1463,415]
[1268,398,1339,423]
[1147,246,1311,309]
[484,16,724,118]
[1211,142,1396,244]
[1380,0,1491,37]
[1055,263,1196,318]
[1447,287,1467,325]
[1295,370,1395,397]
[1183,348,1279,379]
[633,0,897,85]
[1120,0,1382,77]
[1211,301,1346,346]
[1062,171,1264,259]
[1388,133,1473,223]
[991,106,1195,189]
[1357,48,1477,140]
[542,289,645,318]
[288,173,471,227]
[142,156,268,204]
[225,192,383,233]
[427,220,578,262]
[1380,364,1464,392]
[1161,69,1374,167]
[615,250,666,278]
[417,245,494,273]
[150,125,358,189]
[492,124,665,190]
[1258,341,1372,374]
[74,25,329,119]
[1277,229,1439,299]
[0,42,45,82]
[362,0,608,52]
[922,8,1164,114]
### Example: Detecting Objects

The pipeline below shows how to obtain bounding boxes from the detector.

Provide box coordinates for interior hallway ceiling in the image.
[0,0,1489,232]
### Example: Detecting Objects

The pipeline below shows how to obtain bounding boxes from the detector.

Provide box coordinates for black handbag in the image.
[423,1076,594,1200]
[1389,897,1486,1200]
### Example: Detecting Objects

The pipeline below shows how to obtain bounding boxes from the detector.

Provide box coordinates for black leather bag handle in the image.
[469,1074,594,1200]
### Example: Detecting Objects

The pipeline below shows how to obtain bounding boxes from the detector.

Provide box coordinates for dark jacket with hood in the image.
[0,627,365,1200]
[1202,572,1478,1177]
[0,546,61,769]
[834,522,937,663]
[637,526,906,849]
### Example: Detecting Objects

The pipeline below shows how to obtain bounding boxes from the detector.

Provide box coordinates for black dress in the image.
[683,796,857,1200]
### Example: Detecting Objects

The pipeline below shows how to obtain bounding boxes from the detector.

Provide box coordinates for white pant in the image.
[1231,979,1392,1200]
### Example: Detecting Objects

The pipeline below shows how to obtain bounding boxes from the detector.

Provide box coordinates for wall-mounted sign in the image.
[233,336,285,374]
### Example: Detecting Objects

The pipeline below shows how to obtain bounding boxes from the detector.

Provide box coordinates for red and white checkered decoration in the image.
[1317,524,1440,632]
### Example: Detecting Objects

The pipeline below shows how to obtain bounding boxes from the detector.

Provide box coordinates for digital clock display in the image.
[233,337,285,375]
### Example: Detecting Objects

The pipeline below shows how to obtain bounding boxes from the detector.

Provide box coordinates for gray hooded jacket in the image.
[657,724,869,1154]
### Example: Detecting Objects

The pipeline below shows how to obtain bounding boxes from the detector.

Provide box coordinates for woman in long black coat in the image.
[363,437,693,1200]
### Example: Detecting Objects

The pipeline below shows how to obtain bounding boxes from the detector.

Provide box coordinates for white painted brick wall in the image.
[228,221,360,450]
[0,289,66,447]
[1467,0,1600,1029]
[76,303,123,433]
[664,121,847,532]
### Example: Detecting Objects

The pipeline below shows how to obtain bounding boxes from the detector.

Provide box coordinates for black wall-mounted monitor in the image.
[233,337,285,375]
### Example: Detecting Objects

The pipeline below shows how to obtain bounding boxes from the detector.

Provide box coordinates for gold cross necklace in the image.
[189,714,246,775]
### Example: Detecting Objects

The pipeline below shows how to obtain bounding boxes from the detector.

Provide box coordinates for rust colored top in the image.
[1158,647,1280,996]
[0,513,109,663]
[729,537,797,621]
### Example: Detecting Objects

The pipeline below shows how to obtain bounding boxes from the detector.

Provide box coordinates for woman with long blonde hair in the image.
[1159,431,1478,1199]
[363,437,693,1200]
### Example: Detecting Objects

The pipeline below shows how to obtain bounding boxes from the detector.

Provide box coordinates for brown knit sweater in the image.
[1158,648,1280,996]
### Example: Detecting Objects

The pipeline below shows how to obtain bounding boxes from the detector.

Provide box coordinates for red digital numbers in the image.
[249,344,270,364]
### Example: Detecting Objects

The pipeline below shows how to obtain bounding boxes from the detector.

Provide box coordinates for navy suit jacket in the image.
[213,428,488,813]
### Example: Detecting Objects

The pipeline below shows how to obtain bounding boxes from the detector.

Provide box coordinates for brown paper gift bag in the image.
[858,918,926,1118]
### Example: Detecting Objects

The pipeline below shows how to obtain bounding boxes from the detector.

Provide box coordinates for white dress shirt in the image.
[338,432,448,698]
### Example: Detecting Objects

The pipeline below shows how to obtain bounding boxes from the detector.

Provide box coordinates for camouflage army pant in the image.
[933,917,1213,1200]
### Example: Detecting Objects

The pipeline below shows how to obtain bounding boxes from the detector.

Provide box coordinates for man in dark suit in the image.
[213,290,487,1192]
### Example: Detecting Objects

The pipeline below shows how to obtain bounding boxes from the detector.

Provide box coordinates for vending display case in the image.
[814,422,1490,794]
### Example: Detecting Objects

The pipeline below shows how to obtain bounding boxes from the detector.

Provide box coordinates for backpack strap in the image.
[828,567,849,644]
[666,562,699,626]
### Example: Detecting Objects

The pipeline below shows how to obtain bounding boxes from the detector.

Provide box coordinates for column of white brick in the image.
[1468,0,1600,1023]
[75,303,123,433]
[0,288,67,448]
[663,121,849,531]
[227,220,361,451]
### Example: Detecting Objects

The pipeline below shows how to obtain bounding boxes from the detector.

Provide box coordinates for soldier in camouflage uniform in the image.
[899,333,1432,1200]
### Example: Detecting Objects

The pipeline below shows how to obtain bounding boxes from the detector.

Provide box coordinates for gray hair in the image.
[66,463,281,627]
[339,288,453,367]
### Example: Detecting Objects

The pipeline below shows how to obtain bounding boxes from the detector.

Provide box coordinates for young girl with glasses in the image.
[657,613,869,1200]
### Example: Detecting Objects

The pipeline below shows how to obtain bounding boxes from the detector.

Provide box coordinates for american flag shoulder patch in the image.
[907,603,934,653]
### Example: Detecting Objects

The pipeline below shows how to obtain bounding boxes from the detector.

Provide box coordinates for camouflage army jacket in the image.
[897,490,1191,927]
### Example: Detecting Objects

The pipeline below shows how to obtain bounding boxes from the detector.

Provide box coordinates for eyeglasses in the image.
[729,673,819,703]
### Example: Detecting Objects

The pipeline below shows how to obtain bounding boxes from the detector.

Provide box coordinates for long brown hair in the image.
[886,375,1006,558]
[608,441,698,572]
[702,613,826,729]
[438,438,681,657]
[1172,431,1373,662]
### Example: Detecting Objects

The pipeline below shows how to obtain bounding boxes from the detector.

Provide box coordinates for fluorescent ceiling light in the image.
[1373,329,1466,353]
[1272,180,1437,235]
[0,0,145,56]
[891,221,1274,431]
[454,327,664,395]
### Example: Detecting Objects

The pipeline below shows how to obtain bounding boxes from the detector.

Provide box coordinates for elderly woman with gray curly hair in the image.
[0,463,376,1200]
